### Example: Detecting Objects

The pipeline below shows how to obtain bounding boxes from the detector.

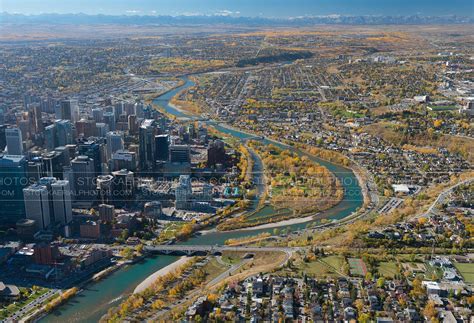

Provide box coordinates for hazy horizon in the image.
[2,0,473,18]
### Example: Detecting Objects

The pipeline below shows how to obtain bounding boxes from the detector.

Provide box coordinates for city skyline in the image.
[0,2,472,322]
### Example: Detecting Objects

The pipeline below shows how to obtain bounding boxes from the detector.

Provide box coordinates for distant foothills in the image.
[1,12,473,25]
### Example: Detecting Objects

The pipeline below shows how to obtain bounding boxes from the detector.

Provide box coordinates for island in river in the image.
[41,76,363,323]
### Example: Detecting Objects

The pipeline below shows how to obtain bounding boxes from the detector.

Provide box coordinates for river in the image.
[41,76,362,322]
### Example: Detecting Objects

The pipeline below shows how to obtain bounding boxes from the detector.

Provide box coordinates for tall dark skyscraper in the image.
[75,119,97,138]
[30,104,44,133]
[92,108,103,122]
[103,111,116,131]
[0,155,27,226]
[45,120,74,151]
[113,102,123,120]
[155,134,169,161]
[139,119,157,170]
[207,139,227,167]
[27,158,44,182]
[42,149,70,180]
[128,115,138,134]
[58,99,79,122]
[44,124,56,151]
[56,120,74,147]
[77,138,104,175]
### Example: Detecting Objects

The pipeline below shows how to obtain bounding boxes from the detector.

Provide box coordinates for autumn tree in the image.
[423,300,438,320]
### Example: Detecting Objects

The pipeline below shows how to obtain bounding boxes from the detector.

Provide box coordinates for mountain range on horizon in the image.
[1,12,473,26]
[3,0,474,18]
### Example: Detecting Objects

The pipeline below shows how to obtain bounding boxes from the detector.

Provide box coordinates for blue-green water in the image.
[41,256,178,323]
[159,77,363,245]
[42,76,363,322]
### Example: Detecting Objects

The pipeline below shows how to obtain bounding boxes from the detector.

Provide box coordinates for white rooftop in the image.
[392,184,410,193]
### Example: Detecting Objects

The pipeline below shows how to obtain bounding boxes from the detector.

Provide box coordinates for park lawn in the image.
[395,254,423,262]
[300,261,336,277]
[378,261,398,278]
[220,255,241,265]
[222,251,248,260]
[424,263,444,280]
[321,255,346,274]
[203,258,229,282]
[299,256,346,278]
[454,262,474,284]
[273,182,319,196]
[428,105,458,111]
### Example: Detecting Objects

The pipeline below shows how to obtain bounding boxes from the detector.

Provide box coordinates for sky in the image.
[2,0,473,17]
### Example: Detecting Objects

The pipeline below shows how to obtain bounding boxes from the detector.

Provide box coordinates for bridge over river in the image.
[144,244,297,256]
[41,75,363,323]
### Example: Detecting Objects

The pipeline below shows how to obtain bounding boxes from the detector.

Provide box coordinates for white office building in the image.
[23,184,51,230]
[23,178,73,230]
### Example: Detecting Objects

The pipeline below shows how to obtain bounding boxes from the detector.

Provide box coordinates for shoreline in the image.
[133,256,191,294]
[200,213,317,235]
[160,97,369,236]
[158,79,369,211]
[167,101,193,117]
[213,121,259,139]
[221,214,317,232]
[36,75,368,322]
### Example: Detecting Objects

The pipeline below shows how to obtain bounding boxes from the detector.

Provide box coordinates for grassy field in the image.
[378,261,398,278]
[424,263,444,280]
[226,251,288,284]
[203,258,230,282]
[296,256,346,278]
[220,254,243,265]
[299,261,335,277]
[454,262,474,284]
[321,255,346,273]
[427,105,458,111]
